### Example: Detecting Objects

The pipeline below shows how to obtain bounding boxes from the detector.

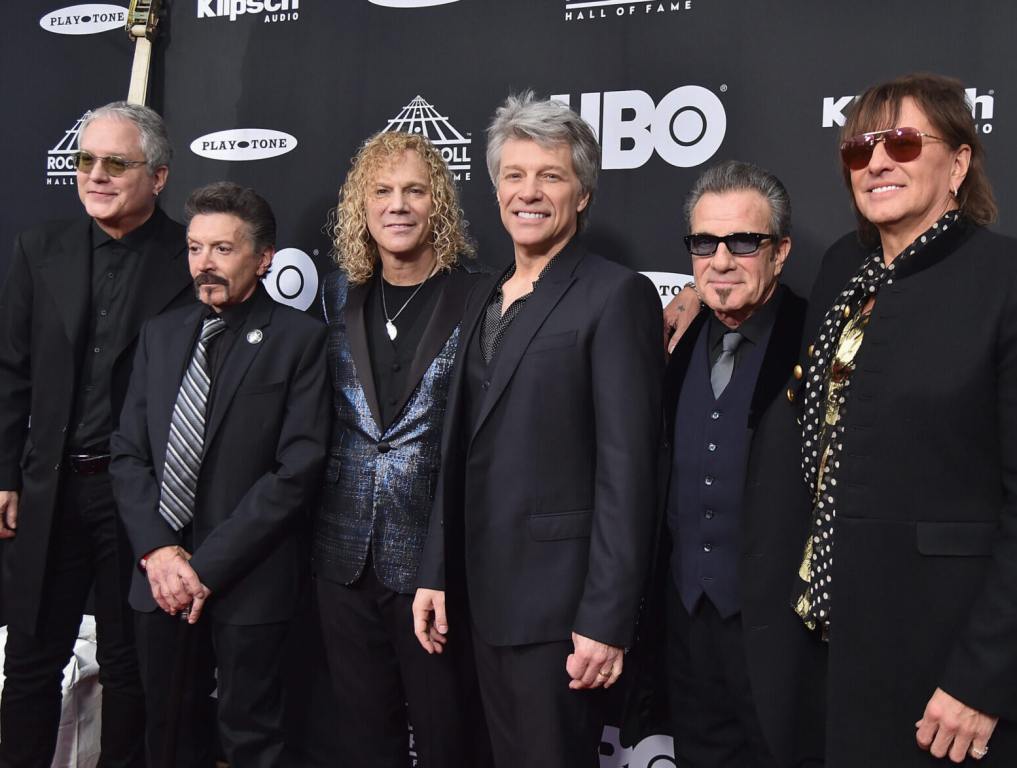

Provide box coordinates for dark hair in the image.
[841,73,997,244]
[684,160,791,239]
[184,181,276,253]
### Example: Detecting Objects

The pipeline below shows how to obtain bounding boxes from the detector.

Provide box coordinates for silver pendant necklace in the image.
[380,262,437,341]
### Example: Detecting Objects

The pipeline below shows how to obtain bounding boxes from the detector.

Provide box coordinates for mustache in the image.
[193,273,229,288]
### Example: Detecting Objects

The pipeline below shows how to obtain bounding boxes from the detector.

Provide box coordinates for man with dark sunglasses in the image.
[0,101,193,767]
[651,160,825,767]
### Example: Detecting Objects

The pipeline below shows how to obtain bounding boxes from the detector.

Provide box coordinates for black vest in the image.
[668,318,771,618]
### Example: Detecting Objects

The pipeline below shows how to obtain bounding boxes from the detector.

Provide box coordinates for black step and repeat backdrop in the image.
[1,2,1015,765]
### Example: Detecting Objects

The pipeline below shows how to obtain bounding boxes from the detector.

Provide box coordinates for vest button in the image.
[377,442,391,453]
[710,410,720,420]
[703,543,713,553]
[704,509,715,520]
[707,442,717,452]
[704,476,714,486]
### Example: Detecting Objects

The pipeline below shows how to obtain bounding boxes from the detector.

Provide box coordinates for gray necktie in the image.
[710,331,743,399]
[158,316,226,531]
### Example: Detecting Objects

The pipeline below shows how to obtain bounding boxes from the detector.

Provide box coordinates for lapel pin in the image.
[246,329,263,345]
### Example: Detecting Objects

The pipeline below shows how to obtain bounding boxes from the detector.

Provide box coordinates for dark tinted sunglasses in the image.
[684,232,776,257]
[73,150,147,177]
[839,127,946,170]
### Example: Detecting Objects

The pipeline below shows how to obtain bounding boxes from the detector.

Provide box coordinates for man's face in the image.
[690,189,790,326]
[496,137,589,258]
[187,213,273,312]
[76,117,167,237]
[365,149,436,266]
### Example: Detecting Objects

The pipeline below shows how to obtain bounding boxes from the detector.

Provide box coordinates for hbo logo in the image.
[552,86,726,169]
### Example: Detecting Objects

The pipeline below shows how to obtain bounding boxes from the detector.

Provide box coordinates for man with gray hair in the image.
[0,101,193,767]
[658,160,824,767]
[413,92,662,767]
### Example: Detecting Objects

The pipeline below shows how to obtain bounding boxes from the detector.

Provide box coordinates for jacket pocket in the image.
[526,330,577,354]
[916,521,996,557]
[528,508,593,541]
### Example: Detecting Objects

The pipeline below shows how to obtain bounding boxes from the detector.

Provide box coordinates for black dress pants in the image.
[316,565,490,768]
[470,626,606,768]
[135,609,289,768]
[666,582,778,768]
[0,471,144,768]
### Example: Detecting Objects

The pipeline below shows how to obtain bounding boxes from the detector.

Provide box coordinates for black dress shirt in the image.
[706,284,784,371]
[479,257,557,364]
[68,214,161,451]
[364,271,444,430]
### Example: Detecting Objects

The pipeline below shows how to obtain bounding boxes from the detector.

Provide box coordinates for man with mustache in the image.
[110,182,330,767]
[0,101,192,767]
[658,161,824,767]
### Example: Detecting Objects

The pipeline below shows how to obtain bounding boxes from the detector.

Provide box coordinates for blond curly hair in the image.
[331,131,474,284]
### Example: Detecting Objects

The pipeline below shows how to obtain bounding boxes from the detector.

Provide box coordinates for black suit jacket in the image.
[0,209,192,633]
[660,286,825,766]
[418,239,663,648]
[110,286,331,625]
[803,224,1017,767]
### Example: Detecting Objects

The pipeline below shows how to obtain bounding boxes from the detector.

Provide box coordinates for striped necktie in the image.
[158,316,226,531]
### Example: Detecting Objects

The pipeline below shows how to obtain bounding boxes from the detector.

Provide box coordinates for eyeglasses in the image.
[684,232,776,257]
[73,150,147,177]
[839,127,946,170]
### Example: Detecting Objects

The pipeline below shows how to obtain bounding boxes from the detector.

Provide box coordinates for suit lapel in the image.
[204,289,274,448]
[470,243,585,443]
[345,280,384,433]
[747,286,806,429]
[392,270,471,421]
[114,209,191,362]
[38,220,91,352]
[663,313,707,440]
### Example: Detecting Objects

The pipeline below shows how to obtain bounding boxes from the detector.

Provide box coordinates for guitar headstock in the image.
[126,0,161,42]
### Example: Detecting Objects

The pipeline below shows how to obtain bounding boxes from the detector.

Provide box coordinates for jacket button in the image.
[786,387,795,403]
[377,442,391,453]
[808,344,815,357]
[793,364,803,380]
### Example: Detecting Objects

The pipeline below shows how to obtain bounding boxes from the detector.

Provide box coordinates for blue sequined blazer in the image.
[312,268,476,594]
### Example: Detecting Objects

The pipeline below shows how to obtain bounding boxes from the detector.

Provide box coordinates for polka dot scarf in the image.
[794,210,962,635]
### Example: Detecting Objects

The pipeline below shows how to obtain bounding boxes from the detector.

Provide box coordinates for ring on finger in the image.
[598,669,610,677]
[970,745,989,759]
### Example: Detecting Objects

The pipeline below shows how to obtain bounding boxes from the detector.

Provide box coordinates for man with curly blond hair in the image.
[311,131,490,767]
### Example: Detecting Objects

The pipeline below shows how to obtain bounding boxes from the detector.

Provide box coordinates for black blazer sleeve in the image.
[0,234,34,489]
[572,271,663,646]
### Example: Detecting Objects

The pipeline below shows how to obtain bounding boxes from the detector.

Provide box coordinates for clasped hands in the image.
[145,545,212,624]
[412,588,623,689]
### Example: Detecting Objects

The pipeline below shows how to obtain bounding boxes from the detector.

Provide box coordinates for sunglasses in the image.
[684,232,776,257]
[73,150,147,177]
[839,127,946,170]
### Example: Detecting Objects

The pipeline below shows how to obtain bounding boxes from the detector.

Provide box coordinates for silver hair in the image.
[81,101,172,173]
[684,160,792,238]
[486,91,601,231]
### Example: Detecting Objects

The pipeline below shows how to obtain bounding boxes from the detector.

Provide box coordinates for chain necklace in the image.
[380,262,438,341]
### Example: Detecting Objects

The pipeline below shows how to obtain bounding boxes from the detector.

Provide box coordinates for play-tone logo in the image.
[197,0,298,22]
[40,4,126,34]
[641,271,694,307]
[553,86,726,169]
[46,111,90,186]
[383,95,472,181]
[822,88,994,134]
[369,0,460,6]
[190,129,298,161]
[563,0,693,23]
[264,248,318,312]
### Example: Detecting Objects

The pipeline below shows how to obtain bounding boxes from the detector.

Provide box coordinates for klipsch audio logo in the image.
[197,0,298,23]
[264,248,318,311]
[553,86,726,169]
[563,0,693,22]
[40,4,126,34]
[382,96,472,181]
[368,0,460,6]
[190,129,298,161]
[822,88,995,134]
[45,111,89,186]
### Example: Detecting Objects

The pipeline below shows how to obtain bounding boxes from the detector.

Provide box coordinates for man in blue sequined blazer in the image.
[312,131,490,768]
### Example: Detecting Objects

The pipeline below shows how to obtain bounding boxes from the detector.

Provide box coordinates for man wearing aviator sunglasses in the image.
[635,161,824,768]
[0,102,194,767]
